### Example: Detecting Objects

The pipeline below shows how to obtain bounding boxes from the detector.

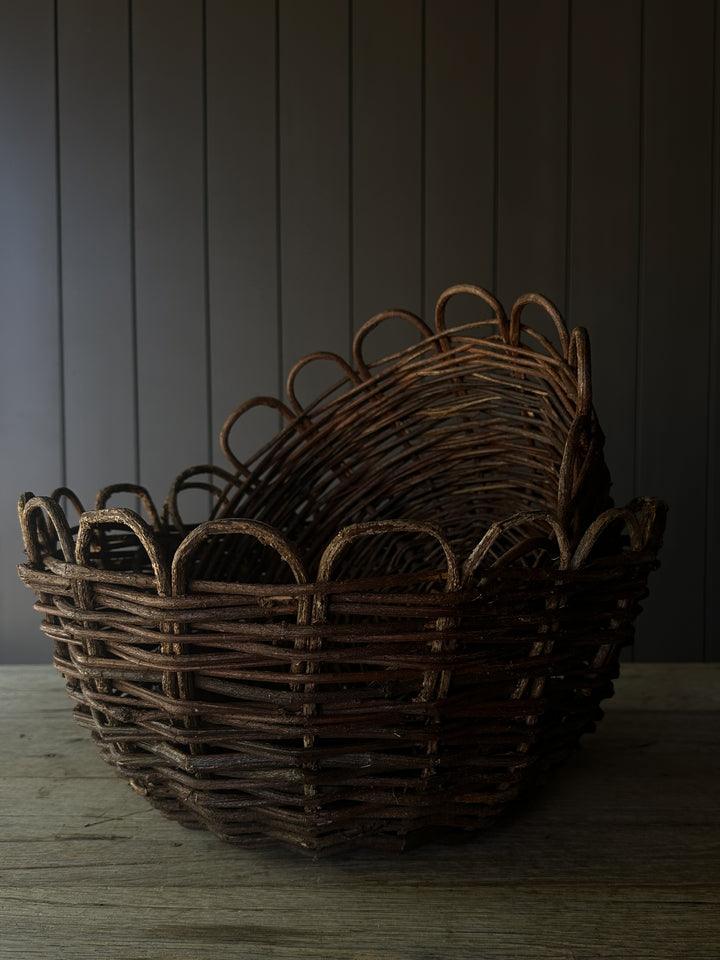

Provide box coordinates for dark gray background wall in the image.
[1,0,718,663]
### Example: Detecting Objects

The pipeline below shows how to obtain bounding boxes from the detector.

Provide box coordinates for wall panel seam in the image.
[704,0,720,659]
[128,0,140,487]
[631,0,647,663]
[420,0,426,313]
[633,0,646,505]
[348,0,354,358]
[564,0,573,321]
[275,0,283,401]
[491,0,499,294]
[53,0,67,489]
[201,0,212,468]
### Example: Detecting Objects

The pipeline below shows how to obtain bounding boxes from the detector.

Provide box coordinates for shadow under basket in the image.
[18,285,666,857]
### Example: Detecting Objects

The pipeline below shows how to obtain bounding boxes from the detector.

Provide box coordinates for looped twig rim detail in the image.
[286,351,363,415]
[435,284,509,343]
[508,292,570,357]
[220,396,299,474]
[353,309,437,380]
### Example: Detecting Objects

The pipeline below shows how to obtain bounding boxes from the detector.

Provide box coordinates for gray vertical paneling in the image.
[57,0,135,507]
[206,0,279,465]
[2,1,719,664]
[132,0,209,506]
[636,0,715,660]
[496,0,568,318]
[424,0,496,324]
[568,0,642,508]
[279,0,350,382]
[707,0,720,661]
[0,2,61,662]
[352,0,423,360]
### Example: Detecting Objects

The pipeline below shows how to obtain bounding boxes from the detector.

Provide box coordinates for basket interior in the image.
[41,320,609,605]
[184,331,588,585]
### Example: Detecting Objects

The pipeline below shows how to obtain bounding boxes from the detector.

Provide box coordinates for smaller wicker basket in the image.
[18,285,665,857]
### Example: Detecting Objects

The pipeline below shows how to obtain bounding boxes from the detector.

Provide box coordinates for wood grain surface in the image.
[1,664,718,959]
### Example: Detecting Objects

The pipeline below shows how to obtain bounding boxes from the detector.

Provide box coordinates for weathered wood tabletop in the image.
[1,663,718,959]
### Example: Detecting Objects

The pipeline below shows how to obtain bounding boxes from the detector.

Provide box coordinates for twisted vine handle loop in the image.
[286,351,363,416]
[434,284,508,342]
[19,495,75,567]
[50,487,86,519]
[171,518,310,624]
[220,396,299,474]
[462,511,571,585]
[164,464,241,531]
[95,484,162,531]
[570,507,643,569]
[314,518,461,702]
[75,509,171,597]
[353,309,437,380]
[314,519,460,619]
[567,326,592,418]
[508,292,570,357]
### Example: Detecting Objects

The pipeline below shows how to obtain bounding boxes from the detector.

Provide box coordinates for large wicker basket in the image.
[18,285,665,857]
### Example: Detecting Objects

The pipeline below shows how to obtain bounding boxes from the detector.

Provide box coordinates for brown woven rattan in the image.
[18,285,665,857]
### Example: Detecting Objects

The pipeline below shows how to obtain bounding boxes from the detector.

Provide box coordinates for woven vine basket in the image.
[18,285,665,857]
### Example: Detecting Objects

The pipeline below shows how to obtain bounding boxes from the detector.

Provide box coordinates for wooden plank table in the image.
[1,663,718,959]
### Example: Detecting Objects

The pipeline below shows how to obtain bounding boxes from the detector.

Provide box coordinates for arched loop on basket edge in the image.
[171,518,311,621]
[352,309,438,381]
[557,414,596,526]
[567,327,592,418]
[75,509,171,598]
[220,396,300,475]
[50,487,86,519]
[163,464,241,531]
[507,293,570,358]
[286,351,363,416]
[313,519,460,623]
[95,483,162,531]
[632,497,668,553]
[462,511,571,586]
[18,495,75,568]
[434,284,508,343]
[570,502,667,570]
